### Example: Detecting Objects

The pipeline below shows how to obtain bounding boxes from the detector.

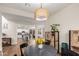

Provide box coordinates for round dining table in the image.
[24,45,57,56]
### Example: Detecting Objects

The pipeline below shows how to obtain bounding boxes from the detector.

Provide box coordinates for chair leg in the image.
[20,48,24,56]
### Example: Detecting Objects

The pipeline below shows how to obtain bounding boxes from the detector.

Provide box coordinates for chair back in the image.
[20,43,28,56]
[45,40,50,45]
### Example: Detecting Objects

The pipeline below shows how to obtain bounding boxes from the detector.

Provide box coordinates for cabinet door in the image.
[55,32,59,53]
[50,35,54,47]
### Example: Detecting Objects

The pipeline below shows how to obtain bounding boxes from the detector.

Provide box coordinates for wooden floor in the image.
[0,51,3,56]
[3,40,25,56]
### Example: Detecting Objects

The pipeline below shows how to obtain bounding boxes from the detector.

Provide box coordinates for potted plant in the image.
[50,24,60,32]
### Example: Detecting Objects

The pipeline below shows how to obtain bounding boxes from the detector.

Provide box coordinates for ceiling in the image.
[0,3,71,14]
[0,3,71,25]
[3,13,46,25]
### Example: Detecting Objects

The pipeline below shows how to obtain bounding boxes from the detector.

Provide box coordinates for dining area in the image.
[22,39,57,56]
[2,37,58,56]
[2,26,59,56]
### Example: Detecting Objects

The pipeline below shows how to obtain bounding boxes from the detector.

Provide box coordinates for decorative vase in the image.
[38,44,43,49]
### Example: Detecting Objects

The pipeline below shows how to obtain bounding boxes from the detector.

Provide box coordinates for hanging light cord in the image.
[41,3,42,8]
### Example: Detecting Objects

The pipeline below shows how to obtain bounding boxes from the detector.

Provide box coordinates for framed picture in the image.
[3,23,8,29]
[69,30,79,53]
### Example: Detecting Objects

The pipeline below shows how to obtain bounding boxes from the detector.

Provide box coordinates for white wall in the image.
[46,4,79,49]
[2,16,17,45]
[0,16,2,51]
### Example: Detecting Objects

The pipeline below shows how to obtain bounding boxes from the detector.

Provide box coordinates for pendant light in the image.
[35,3,48,21]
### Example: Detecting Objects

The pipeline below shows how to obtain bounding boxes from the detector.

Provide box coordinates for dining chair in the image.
[45,40,50,45]
[20,43,28,56]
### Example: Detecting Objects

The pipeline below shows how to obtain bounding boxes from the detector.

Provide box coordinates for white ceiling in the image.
[0,3,71,25]
[3,13,46,25]
[0,3,70,14]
